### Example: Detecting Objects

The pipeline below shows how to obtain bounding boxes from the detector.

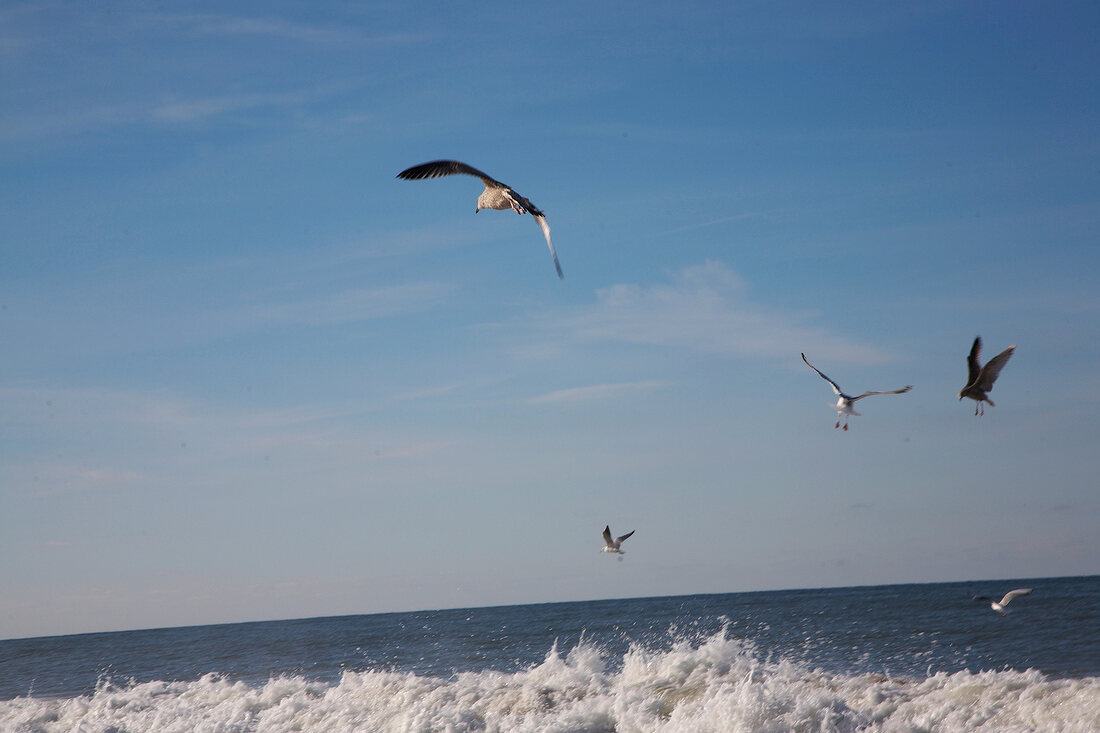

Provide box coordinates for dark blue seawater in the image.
[2,576,1098,731]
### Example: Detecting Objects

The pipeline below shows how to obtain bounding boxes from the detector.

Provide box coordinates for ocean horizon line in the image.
[7,572,1095,644]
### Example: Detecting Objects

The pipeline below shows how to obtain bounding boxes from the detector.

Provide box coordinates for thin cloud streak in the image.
[183,15,367,45]
[117,396,383,434]
[558,261,892,365]
[157,12,435,47]
[152,89,321,124]
[391,384,460,402]
[0,83,355,142]
[1,385,381,434]
[19,465,148,498]
[655,208,793,237]
[329,223,503,266]
[236,282,456,328]
[526,380,671,405]
[0,384,469,502]
[0,102,150,143]
[0,6,437,142]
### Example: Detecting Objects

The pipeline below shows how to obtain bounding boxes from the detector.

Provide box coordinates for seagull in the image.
[601,525,634,555]
[801,353,912,431]
[959,337,1015,416]
[973,588,1032,616]
[396,160,563,279]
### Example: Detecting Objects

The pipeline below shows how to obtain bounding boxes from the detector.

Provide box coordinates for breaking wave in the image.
[4,630,1098,732]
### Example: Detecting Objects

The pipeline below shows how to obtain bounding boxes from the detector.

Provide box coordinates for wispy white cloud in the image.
[0,102,150,143]
[156,12,434,47]
[391,384,460,402]
[16,464,148,498]
[1,385,377,435]
[526,380,671,405]
[183,15,365,45]
[559,260,891,364]
[247,432,458,462]
[0,83,350,142]
[0,6,438,147]
[0,4,405,141]
[654,208,793,237]
[0,384,467,502]
[237,282,456,328]
[151,89,319,124]
[371,439,459,460]
[330,224,499,264]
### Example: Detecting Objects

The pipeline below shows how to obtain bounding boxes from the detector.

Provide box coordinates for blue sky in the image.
[2,1,1098,639]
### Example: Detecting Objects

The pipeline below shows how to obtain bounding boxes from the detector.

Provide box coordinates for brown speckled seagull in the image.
[397,160,563,279]
[958,336,1015,416]
[801,353,912,431]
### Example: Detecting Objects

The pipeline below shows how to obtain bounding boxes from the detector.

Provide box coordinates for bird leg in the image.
[834,419,841,429]
[843,421,849,431]
[980,403,985,416]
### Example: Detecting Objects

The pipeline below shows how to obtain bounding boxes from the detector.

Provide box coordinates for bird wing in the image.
[398,161,562,279]
[533,215,563,279]
[602,526,614,545]
[849,386,913,403]
[965,337,983,387]
[496,189,559,277]
[502,188,545,217]
[397,160,506,188]
[616,530,635,543]
[801,353,843,397]
[397,165,543,216]
[976,345,1015,391]
[999,588,1032,605]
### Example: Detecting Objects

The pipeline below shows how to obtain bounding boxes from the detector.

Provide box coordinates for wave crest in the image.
[3,630,1098,732]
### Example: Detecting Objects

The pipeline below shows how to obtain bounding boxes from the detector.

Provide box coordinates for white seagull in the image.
[801,353,912,431]
[602,525,634,555]
[973,588,1032,616]
[396,160,563,279]
[959,336,1015,416]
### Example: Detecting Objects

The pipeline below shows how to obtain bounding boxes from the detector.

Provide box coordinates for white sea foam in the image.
[3,631,1098,732]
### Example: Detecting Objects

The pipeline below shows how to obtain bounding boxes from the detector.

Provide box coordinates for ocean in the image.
[2,575,1097,732]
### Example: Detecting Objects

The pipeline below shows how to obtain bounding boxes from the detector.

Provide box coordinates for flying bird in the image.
[973,588,1032,616]
[396,160,563,279]
[801,353,912,431]
[959,337,1015,416]
[601,525,634,555]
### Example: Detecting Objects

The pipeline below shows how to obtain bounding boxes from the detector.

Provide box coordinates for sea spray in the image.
[4,628,1098,732]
